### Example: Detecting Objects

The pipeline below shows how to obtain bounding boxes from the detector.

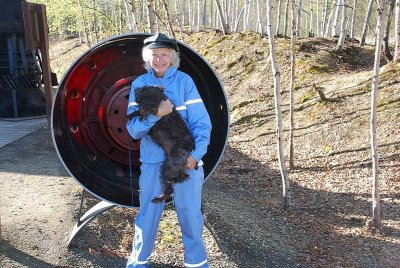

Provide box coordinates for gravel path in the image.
[0,127,237,267]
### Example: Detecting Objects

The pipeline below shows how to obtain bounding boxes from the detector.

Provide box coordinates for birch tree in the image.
[93,0,100,42]
[332,0,342,37]
[78,0,91,47]
[283,0,290,36]
[243,0,250,31]
[296,0,302,36]
[229,0,235,31]
[181,0,186,26]
[309,0,314,36]
[289,0,296,169]
[350,0,358,38]
[369,0,385,234]
[146,0,156,32]
[360,0,374,46]
[395,0,400,62]
[162,0,175,37]
[215,0,230,34]
[321,0,330,36]
[256,0,263,34]
[234,3,246,31]
[325,0,337,37]
[197,0,201,32]
[203,0,208,27]
[276,0,283,35]
[123,0,136,32]
[383,0,395,61]
[336,0,348,50]
[316,0,320,36]
[266,0,291,209]
[188,0,193,32]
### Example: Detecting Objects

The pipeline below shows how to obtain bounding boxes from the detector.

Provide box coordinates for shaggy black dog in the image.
[127,86,195,203]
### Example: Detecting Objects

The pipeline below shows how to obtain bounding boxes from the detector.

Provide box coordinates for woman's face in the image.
[149,48,173,78]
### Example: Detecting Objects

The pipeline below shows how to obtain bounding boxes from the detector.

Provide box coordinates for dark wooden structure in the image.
[0,0,53,120]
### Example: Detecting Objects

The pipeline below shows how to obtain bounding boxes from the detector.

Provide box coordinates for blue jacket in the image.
[126,66,212,164]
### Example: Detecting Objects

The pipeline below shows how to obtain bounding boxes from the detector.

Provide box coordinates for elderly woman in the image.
[126,33,212,268]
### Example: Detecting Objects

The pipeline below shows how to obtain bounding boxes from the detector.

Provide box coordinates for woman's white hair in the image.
[142,47,180,71]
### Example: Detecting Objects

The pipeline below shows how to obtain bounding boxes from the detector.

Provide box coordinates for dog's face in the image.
[135,86,168,120]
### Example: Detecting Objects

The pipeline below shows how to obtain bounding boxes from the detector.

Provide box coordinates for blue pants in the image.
[127,162,208,268]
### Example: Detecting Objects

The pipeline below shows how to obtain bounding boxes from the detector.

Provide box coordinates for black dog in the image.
[127,86,195,203]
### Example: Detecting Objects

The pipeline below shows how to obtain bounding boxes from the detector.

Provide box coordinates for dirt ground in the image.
[1,30,400,267]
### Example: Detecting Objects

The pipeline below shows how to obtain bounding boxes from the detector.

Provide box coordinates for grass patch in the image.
[299,90,315,103]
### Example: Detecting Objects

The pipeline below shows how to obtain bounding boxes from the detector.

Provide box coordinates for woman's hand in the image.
[156,99,174,117]
[186,156,198,170]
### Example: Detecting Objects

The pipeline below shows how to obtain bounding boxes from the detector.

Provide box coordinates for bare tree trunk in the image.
[182,0,186,26]
[289,0,296,169]
[325,0,337,37]
[112,3,119,34]
[369,0,385,235]
[316,0,320,36]
[332,0,341,37]
[204,0,208,27]
[230,0,237,31]
[266,0,291,210]
[189,0,193,32]
[197,0,201,31]
[252,0,258,31]
[309,0,314,36]
[215,0,230,34]
[296,0,302,36]
[395,0,400,62]
[92,0,99,43]
[124,0,133,31]
[256,0,263,34]
[78,0,91,47]
[243,0,250,31]
[139,0,147,31]
[223,0,229,26]
[321,0,329,36]
[276,0,283,35]
[350,0,358,38]
[360,0,374,46]
[192,0,197,32]
[119,0,123,34]
[162,0,175,37]
[336,0,348,50]
[383,0,395,61]
[130,0,139,32]
[234,4,246,31]
[147,0,156,32]
[283,0,290,37]
[153,1,159,32]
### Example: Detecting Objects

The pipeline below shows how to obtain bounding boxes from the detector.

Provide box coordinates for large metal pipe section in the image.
[52,34,229,207]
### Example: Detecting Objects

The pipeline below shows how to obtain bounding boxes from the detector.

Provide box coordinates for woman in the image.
[126,33,212,268]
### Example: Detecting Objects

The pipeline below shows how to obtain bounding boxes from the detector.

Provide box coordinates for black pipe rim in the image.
[51,33,230,207]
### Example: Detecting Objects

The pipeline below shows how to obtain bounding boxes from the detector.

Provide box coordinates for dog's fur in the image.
[127,86,195,203]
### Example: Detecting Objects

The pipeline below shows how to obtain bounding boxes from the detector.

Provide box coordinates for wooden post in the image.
[22,1,53,125]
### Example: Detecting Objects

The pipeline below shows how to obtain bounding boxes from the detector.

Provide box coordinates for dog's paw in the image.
[151,196,164,204]
[151,193,171,204]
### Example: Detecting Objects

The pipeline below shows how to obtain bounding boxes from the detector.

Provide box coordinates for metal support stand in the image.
[67,190,116,247]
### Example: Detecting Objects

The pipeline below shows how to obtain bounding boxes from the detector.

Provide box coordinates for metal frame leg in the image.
[67,190,116,247]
